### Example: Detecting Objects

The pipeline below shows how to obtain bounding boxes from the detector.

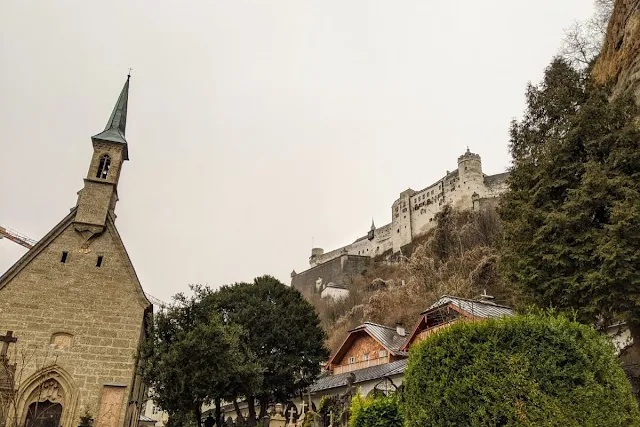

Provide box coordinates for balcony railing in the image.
[333,356,390,374]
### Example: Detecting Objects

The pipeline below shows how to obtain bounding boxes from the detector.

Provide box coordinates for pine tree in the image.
[500,58,640,333]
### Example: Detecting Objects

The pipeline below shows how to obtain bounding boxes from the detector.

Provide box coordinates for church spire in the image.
[91,75,130,157]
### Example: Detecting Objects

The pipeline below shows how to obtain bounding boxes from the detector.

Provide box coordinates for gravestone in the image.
[268,403,286,427]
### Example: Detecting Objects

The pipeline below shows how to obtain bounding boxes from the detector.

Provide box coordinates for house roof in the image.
[310,359,407,393]
[324,282,347,290]
[327,322,408,367]
[425,295,514,318]
[361,322,408,354]
[402,295,514,350]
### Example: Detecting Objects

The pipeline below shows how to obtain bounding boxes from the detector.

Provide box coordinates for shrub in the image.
[349,393,403,427]
[404,314,640,426]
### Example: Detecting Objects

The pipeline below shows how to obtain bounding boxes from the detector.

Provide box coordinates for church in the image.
[0,76,151,427]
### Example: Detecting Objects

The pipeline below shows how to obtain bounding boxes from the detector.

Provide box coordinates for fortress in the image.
[291,149,509,294]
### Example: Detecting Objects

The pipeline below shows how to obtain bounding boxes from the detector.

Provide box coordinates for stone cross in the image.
[287,408,296,426]
[300,401,307,417]
[0,331,17,358]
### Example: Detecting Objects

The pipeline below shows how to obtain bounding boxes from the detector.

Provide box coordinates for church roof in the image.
[92,75,130,158]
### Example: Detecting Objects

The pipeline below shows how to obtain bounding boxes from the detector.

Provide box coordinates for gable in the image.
[337,334,386,365]
[0,209,150,311]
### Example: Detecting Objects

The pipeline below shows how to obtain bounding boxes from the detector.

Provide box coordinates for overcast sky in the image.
[1,1,595,302]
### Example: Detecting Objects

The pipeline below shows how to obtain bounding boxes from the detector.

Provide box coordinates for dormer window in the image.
[96,154,111,179]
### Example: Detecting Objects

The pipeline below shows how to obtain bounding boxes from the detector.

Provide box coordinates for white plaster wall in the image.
[321,286,350,301]
[307,151,509,266]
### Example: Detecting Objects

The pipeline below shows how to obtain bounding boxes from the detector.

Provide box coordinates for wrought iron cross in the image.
[128,67,134,77]
[0,331,17,358]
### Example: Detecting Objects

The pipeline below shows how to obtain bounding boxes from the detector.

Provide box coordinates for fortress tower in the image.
[292,148,510,296]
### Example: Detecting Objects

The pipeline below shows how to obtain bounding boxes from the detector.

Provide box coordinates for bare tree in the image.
[560,0,614,67]
[0,344,66,427]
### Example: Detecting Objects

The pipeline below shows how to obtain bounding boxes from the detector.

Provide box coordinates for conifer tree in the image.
[500,58,640,335]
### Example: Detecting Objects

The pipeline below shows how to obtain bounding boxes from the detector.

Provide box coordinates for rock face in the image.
[593,0,640,101]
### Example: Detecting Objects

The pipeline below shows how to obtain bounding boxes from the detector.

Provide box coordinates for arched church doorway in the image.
[25,400,63,427]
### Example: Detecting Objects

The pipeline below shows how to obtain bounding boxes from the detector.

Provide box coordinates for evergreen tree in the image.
[500,58,640,334]
[143,289,262,427]
[207,275,329,427]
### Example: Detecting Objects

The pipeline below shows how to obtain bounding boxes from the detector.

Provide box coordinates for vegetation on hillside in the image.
[500,57,640,336]
[312,205,514,352]
[404,314,640,426]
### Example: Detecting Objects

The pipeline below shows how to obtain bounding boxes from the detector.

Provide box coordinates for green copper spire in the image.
[92,75,130,153]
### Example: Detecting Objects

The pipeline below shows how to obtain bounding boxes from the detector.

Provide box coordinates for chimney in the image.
[396,323,406,337]
[479,289,495,304]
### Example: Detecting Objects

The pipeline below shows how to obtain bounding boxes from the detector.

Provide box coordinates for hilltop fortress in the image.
[291,149,509,295]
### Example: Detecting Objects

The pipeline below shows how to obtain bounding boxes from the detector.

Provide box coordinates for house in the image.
[320,282,350,301]
[402,295,515,350]
[327,322,408,374]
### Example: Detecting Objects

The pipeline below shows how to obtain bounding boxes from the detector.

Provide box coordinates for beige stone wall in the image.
[305,151,509,268]
[0,218,147,427]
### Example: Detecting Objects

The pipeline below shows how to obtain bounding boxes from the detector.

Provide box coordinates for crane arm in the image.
[0,226,36,249]
[1,225,168,307]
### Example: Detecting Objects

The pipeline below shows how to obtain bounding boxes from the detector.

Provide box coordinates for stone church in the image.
[0,76,151,427]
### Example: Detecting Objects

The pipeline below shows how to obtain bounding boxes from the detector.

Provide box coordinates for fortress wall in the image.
[291,255,371,296]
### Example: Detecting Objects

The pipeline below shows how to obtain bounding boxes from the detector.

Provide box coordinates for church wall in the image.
[0,223,146,427]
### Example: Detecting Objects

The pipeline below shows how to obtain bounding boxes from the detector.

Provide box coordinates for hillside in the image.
[310,205,516,351]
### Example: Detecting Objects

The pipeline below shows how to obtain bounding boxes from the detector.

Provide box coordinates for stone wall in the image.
[0,214,149,427]
[291,255,370,297]
[303,150,509,270]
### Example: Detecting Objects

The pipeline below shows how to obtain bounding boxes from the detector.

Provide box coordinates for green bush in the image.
[404,315,640,426]
[349,393,403,427]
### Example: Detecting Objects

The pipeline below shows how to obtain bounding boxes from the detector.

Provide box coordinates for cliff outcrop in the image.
[593,0,640,100]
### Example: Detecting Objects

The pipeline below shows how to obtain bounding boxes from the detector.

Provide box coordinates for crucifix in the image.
[0,330,17,359]
[287,407,296,426]
[128,67,134,78]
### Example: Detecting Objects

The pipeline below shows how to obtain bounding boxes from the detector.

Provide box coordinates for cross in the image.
[287,408,296,426]
[300,401,308,416]
[128,67,133,77]
[0,331,17,358]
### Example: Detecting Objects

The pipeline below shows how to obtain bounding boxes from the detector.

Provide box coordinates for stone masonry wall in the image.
[291,255,370,297]
[0,219,147,427]
[304,151,509,270]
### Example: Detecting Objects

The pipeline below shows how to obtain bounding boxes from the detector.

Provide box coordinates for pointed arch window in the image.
[96,154,111,179]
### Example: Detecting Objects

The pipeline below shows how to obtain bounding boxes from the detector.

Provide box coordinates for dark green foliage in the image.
[500,58,640,329]
[349,394,403,427]
[207,275,329,422]
[404,315,640,426]
[143,288,261,427]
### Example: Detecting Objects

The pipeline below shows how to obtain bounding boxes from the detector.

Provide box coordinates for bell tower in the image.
[74,75,130,230]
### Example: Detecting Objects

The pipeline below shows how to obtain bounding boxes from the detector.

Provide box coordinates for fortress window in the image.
[96,256,104,267]
[96,154,111,179]
[60,251,68,263]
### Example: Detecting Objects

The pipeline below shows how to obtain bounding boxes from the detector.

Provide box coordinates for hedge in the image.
[403,314,640,426]
[349,393,403,427]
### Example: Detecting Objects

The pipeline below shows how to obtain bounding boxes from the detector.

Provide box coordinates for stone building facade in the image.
[0,76,151,427]
[304,149,508,267]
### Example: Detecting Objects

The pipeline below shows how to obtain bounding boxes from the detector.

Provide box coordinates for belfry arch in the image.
[16,365,79,427]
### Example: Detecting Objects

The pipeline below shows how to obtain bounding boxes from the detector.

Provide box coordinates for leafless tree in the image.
[0,345,61,427]
[560,0,614,67]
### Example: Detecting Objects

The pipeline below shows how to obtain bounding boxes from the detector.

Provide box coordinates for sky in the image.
[0,1,595,302]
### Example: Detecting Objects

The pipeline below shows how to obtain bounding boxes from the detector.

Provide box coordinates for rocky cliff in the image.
[594,0,640,100]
